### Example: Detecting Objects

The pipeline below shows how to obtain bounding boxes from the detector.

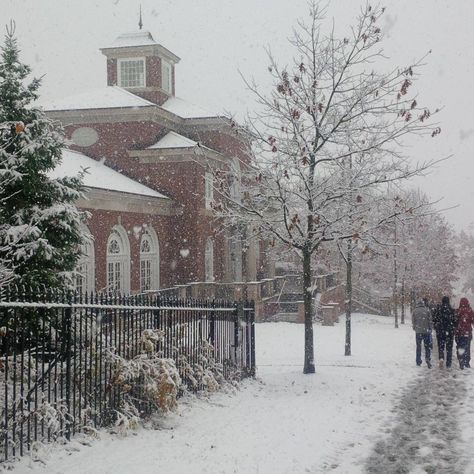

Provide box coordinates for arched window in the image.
[205,237,214,282]
[75,229,95,293]
[140,228,160,291]
[106,225,130,292]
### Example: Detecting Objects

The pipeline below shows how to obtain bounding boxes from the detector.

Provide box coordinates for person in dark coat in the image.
[455,298,474,369]
[412,300,432,368]
[432,296,457,368]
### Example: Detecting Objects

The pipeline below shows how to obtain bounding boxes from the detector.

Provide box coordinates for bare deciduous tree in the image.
[214,2,441,374]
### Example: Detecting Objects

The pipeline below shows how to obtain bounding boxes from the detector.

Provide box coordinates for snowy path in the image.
[10,314,474,474]
[365,368,468,474]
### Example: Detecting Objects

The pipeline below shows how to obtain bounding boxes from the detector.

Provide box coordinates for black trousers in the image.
[437,331,454,367]
[456,336,471,369]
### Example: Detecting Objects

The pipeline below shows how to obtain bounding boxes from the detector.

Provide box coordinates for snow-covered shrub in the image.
[108,329,182,433]
[176,338,226,392]
[33,399,70,434]
[108,324,238,433]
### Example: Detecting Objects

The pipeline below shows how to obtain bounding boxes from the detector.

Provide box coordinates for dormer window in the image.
[161,59,172,93]
[118,58,145,88]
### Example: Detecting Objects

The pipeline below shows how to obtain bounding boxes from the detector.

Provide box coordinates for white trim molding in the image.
[106,224,131,292]
[140,227,160,291]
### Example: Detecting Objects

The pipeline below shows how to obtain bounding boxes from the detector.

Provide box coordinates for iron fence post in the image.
[235,302,243,368]
[250,300,256,377]
[64,296,73,441]
[1,295,9,461]
[209,300,215,347]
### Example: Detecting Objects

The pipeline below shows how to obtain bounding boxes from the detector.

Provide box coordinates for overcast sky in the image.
[3,0,473,231]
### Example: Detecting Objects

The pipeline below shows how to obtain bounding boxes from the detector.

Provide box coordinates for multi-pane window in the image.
[205,238,214,282]
[106,227,130,292]
[119,59,145,88]
[107,237,122,291]
[140,260,152,291]
[75,239,95,293]
[108,260,122,291]
[230,157,241,202]
[75,263,86,293]
[140,229,159,292]
[140,234,152,291]
[161,60,172,93]
[205,172,214,209]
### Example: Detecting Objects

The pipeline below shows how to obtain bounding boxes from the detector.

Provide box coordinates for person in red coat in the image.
[455,297,474,369]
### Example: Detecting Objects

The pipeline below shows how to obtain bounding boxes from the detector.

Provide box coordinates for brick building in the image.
[45,29,266,294]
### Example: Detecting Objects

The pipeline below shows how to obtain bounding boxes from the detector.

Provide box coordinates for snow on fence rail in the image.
[0,287,256,462]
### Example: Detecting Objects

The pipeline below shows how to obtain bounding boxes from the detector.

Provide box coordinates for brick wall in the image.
[185,128,251,164]
[67,120,234,289]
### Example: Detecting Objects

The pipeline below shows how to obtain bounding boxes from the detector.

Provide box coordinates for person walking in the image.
[412,300,432,368]
[455,297,474,369]
[433,296,457,368]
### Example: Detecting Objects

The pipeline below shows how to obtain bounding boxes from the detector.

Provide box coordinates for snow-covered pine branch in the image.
[0,23,88,292]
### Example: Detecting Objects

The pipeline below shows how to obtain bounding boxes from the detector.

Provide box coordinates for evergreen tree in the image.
[0,23,86,289]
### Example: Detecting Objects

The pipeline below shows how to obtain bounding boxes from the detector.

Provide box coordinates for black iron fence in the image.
[0,287,256,462]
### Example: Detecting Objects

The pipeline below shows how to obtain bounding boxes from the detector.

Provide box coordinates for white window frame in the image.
[205,238,215,282]
[106,225,130,292]
[75,239,95,293]
[205,172,214,210]
[140,228,160,292]
[118,57,146,88]
[230,157,242,203]
[161,59,172,93]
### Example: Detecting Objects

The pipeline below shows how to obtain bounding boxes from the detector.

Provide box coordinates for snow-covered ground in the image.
[11,314,474,473]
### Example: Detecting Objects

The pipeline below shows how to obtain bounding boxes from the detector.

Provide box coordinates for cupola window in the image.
[118,58,145,88]
[161,60,172,93]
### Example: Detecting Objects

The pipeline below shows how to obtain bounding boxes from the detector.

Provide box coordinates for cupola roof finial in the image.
[139,5,143,30]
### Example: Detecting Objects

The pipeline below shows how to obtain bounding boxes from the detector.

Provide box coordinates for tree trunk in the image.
[393,254,399,329]
[401,278,405,325]
[345,240,352,356]
[302,247,315,374]
[393,221,399,328]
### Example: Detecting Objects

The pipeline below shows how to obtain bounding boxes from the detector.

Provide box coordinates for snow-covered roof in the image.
[41,87,155,111]
[108,30,157,48]
[50,149,168,199]
[146,131,223,158]
[161,96,219,119]
[148,131,197,149]
[41,85,219,119]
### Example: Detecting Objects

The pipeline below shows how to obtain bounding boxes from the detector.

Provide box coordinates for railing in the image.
[352,286,389,315]
[154,277,288,302]
[152,271,340,322]
[0,287,255,462]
